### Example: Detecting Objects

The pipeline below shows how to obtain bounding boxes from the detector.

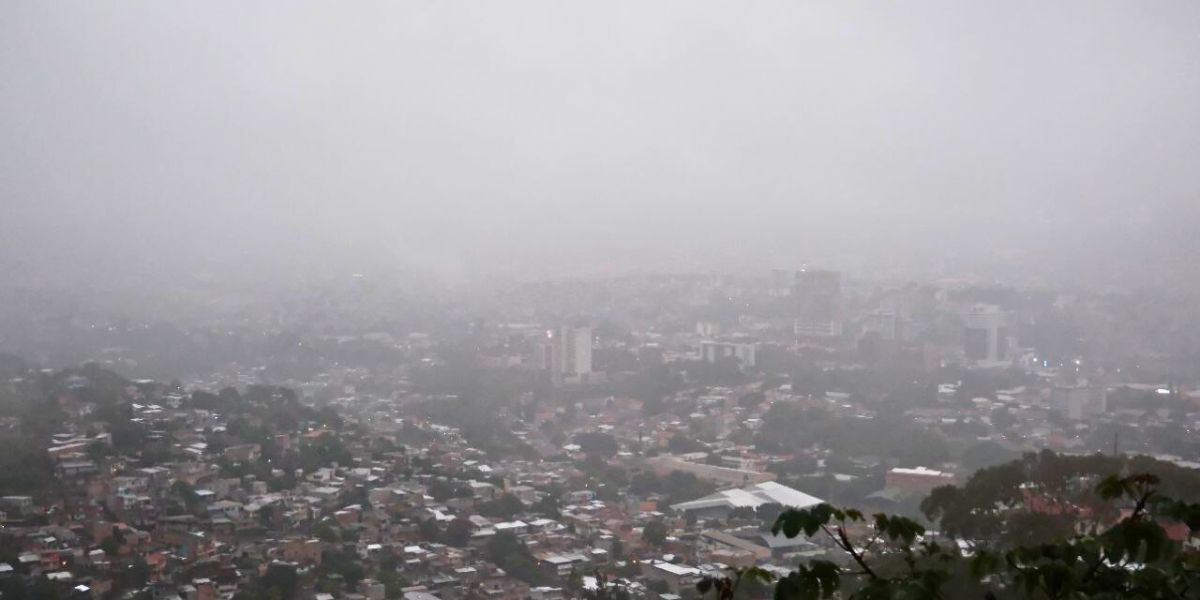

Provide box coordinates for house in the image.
[641,561,701,594]
[281,539,323,565]
[700,530,771,562]
[643,456,775,487]
[58,461,98,478]
[536,552,588,579]
[883,467,955,496]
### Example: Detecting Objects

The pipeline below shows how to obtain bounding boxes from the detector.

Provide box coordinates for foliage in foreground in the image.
[698,473,1200,599]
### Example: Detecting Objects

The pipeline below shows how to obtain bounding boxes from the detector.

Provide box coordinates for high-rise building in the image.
[862,309,901,342]
[557,325,593,377]
[792,269,842,338]
[538,325,593,382]
[699,340,757,368]
[963,304,1013,364]
[532,325,593,381]
[695,321,721,337]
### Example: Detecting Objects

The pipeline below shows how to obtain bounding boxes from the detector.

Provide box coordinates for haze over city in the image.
[4,1,1200,289]
[5,4,1200,600]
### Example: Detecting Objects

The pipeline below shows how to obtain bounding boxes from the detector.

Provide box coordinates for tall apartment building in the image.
[699,340,757,368]
[535,325,593,383]
[793,269,843,338]
[554,325,593,378]
[963,304,1014,365]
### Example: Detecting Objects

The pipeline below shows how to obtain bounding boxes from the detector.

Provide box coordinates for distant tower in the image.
[963,304,1013,364]
[545,325,593,382]
[699,340,757,368]
[863,308,901,342]
[793,269,843,338]
[563,325,593,377]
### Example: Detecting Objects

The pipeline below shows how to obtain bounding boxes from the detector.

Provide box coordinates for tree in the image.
[0,573,29,600]
[171,480,202,514]
[959,440,1020,472]
[646,580,671,595]
[695,567,775,600]
[575,432,619,458]
[667,434,707,454]
[767,455,818,477]
[738,391,766,410]
[642,520,669,546]
[583,572,634,600]
[260,562,300,600]
[485,532,544,585]
[916,450,1200,549]
[115,556,150,592]
[258,504,276,528]
[0,436,55,500]
[314,521,341,543]
[321,548,365,589]
[30,576,59,600]
[566,567,583,594]
[378,571,410,599]
[533,490,562,518]
[444,518,472,547]
[478,494,526,520]
[749,472,1200,600]
[429,478,471,502]
[417,518,440,542]
[755,503,783,531]
[100,525,125,556]
[991,406,1018,430]
[610,538,624,561]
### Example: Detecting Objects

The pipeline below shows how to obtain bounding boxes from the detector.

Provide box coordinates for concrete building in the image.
[862,309,901,342]
[643,455,776,487]
[884,467,955,496]
[641,561,702,594]
[699,340,757,368]
[555,325,592,377]
[700,530,772,563]
[793,269,842,338]
[695,321,721,337]
[536,325,594,383]
[963,304,1013,365]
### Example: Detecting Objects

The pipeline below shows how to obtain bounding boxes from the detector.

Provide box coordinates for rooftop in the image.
[671,481,822,512]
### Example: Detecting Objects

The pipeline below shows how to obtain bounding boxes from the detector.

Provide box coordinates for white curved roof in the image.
[670,481,822,512]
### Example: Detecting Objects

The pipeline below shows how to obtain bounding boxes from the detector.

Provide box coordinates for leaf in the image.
[970,550,1000,579]
[742,567,776,585]
[1096,475,1128,501]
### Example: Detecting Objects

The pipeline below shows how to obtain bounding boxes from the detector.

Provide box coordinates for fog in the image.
[3,1,1199,288]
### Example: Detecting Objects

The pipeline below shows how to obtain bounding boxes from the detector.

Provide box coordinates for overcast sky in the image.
[3,2,1199,287]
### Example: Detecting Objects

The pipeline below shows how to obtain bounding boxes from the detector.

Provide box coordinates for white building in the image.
[670,481,823,519]
[963,304,1014,365]
[536,325,594,382]
[555,325,592,377]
